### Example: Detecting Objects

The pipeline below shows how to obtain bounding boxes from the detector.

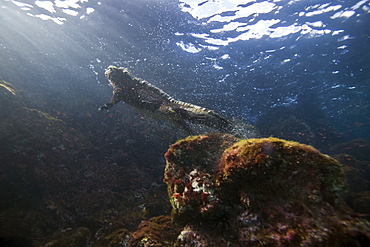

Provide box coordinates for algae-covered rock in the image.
[163,134,370,246]
[42,227,91,246]
[255,101,343,151]
[93,228,130,247]
[128,215,180,247]
[329,140,370,218]
[330,138,370,162]
[0,78,23,118]
[163,133,239,224]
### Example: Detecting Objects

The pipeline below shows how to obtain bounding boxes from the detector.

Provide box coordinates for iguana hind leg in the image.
[162,103,234,134]
[185,110,234,133]
[171,119,194,135]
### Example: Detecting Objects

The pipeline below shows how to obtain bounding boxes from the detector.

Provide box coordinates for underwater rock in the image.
[42,227,91,246]
[334,153,370,218]
[164,133,239,225]
[0,105,92,207]
[335,154,370,193]
[128,215,180,247]
[256,104,342,151]
[0,208,58,247]
[0,78,23,118]
[329,139,370,218]
[93,228,131,247]
[0,99,94,244]
[164,134,370,246]
[259,115,316,144]
[350,191,370,217]
[330,138,370,163]
[0,89,172,245]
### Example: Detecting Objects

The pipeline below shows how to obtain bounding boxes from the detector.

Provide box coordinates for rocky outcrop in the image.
[160,134,370,246]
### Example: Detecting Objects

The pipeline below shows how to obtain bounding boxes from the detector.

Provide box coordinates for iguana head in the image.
[105,66,132,86]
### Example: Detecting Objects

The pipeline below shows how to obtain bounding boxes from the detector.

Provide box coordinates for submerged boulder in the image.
[128,215,180,247]
[162,134,370,246]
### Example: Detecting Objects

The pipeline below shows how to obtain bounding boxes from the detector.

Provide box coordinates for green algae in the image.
[22,107,65,124]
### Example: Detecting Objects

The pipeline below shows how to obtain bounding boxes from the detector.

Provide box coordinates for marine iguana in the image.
[99,66,235,134]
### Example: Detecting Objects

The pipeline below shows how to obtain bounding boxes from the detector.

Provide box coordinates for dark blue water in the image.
[0,0,369,245]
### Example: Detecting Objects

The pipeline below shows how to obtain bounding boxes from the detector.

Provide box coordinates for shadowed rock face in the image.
[160,134,370,247]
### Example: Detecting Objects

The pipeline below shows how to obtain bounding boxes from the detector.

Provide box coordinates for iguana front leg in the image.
[99,87,123,111]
